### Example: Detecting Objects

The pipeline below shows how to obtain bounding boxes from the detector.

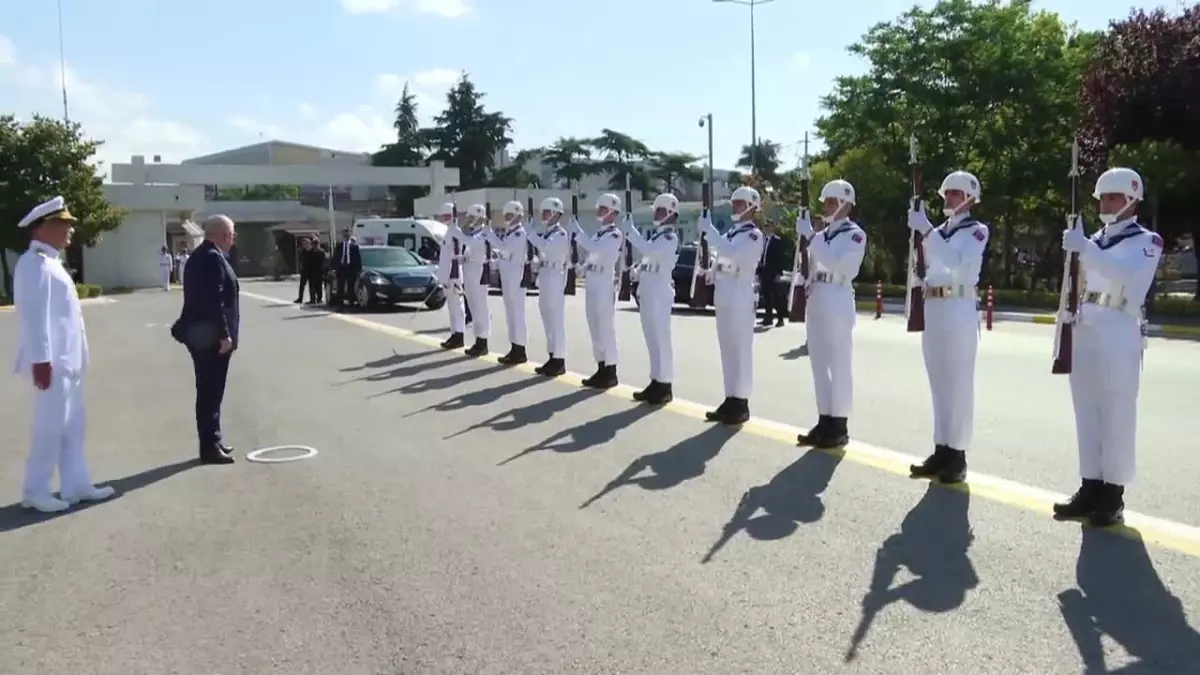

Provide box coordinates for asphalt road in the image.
[0,284,1198,674]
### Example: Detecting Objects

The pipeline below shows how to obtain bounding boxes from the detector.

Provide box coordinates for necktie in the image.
[760,236,770,264]
[342,244,349,264]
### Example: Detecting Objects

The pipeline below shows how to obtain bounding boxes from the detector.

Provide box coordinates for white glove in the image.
[795,214,814,239]
[907,209,933,234]
[698,214,713,230]
[1062,224,1088,253]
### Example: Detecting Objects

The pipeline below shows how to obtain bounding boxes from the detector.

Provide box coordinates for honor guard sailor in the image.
[794,179,867,448]
[484,201,531,365]
[699,186,765,425]
[1054,167,1160,527]
[906,171,989,483]
[449,205,493,357]
[12,196,115,512]
[433,203,467,349]
[529,197,570,376]
[622,193,681,405]
[571,194,625,389]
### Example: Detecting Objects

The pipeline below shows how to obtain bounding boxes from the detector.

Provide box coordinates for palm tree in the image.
[736,139,783,185]
[541,137,597,187]
[487,148,541,187]
[587,129,654,194]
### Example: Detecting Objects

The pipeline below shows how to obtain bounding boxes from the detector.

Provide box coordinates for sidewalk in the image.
[855,300,1200,338]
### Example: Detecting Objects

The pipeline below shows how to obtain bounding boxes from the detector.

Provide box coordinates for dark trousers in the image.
[298,270,322,302]
[759,272,785,321]
[191,349,232,449]
[336,267,358,304]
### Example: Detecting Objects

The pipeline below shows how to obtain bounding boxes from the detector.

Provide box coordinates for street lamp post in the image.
[713,0,776,176]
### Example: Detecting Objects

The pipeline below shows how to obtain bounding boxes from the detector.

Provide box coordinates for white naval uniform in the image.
[571,220,624,366]
[800,218,867,418]
[1069,218,1160,486]
[449,225,491,340]
[624,219,679,383]
[159,251,174,290]
[483,224,529,347]
[529,221,571,358]
[12,241,99,503]
[699,217,764,399]
[436,236,466,333]
[917,213,989,451]
[175,253,189,287]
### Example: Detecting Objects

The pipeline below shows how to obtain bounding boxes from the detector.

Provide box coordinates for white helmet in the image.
[730,186,761,221]
[540,197,564,215]
[465,203,487,226]
[436,202,455,221]
[652,193,679,225]
[501,200,523,220]
[938,171,982,203]
[1093,167,1143,201]
[818,179,855,221]
[595,193,621,222]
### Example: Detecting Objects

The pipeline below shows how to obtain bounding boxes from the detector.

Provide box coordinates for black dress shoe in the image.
[464,338,489,357]
[911,445,949,478]
[540,358,566,377]
[706,398,733,422]
[1088,483,1125,528]
[722,398,750,425]
[644,382,673,406]
[581,362,605,387]
[218,442,235,456]
[440,332,465,350]
[813,417,850,449]
[798,415,831,445]
[498,345,528,365]
[199,446,235,464]
[588,364,618,389]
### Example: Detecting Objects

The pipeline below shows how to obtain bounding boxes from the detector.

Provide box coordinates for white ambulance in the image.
[352,216,448,261]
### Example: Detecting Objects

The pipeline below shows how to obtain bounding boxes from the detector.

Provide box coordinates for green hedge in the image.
[74,283,103,298]
[854,283,1200,316]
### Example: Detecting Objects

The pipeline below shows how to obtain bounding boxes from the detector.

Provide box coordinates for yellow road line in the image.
[242,290,1200,558]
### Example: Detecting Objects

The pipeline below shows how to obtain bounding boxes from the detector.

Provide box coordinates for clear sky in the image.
[0,0,1176,175]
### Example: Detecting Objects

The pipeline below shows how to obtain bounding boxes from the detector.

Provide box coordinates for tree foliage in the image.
[213,184,299,201]
[0,114,124,296]
[372,83,431,216]
[424,73,513,190]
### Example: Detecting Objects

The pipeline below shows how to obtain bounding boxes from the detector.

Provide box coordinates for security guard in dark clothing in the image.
[295,237,326,304]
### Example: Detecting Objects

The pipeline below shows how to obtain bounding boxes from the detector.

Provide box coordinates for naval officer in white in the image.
[12,196,115,513]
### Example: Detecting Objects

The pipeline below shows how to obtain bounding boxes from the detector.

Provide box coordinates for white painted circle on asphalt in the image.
[245,445,319,463]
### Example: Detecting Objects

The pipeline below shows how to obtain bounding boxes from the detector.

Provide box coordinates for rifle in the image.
[789,133,812,323]
[450,204,461,282]
[689,170,715,308]
[1052,140,1082,375]
[617,173,634,301]
[522,193,535,289]
[566,193,579,296]
[904,134,927,332]
[482,202,493,286]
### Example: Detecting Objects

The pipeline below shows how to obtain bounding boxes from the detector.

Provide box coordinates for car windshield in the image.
[360,247,423,268]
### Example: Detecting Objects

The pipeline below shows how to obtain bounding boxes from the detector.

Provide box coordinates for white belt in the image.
[715,259,746,277]
[1083,291,1142,318]
[812,271,851,287]
[924,284,976,300]
[585,262,609,273]
[637,261,666,274]
[496,251,516,262]
[539,260,568,272]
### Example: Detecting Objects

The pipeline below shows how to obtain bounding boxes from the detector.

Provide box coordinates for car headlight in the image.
[367,273,388,285]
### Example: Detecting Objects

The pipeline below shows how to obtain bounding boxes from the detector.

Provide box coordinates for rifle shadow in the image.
[578,425,739,509]
[370,362,507,398]
[448,388,601,439]
[403,373,549,417]
[338,348,442,373]
[498,403,657,466]
[779,341,809,360]
[340,353,471,385]
[844,483,978,662]
[701,448,843,564]
[1057,528,1200,673]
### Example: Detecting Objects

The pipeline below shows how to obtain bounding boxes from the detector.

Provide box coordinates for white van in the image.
[353,216,447,261]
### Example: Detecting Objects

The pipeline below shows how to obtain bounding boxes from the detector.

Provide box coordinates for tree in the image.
[424,73,513,190]
[650,152,703,195]
[541,137,598,188]
[736,140,782,184]
[587,129,654,194]
[1078,5,1200,294]
[814,0,1093,285]
[0,115,124,297]
[373,83,430,216]
[487,148,541,188]
[213,185,300,201]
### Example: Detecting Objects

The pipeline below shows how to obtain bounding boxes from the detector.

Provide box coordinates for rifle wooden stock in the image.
[482,202,494,287]
[905,156,926,332]
[565,195,578,295]
[449,205,460,281]
[690,182,714,308]
[789,165,812,323]
[1052,253,1079,374]
[617,179,634,302]
[522,195,535,289]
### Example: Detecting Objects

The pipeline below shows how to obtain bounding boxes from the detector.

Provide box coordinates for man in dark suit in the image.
[757,221,787,327]
[295,237,327,304]
[173,215,240,465]
[332,229,362,307]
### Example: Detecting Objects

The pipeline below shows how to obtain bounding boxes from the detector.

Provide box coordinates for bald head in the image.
[204,215,236,252]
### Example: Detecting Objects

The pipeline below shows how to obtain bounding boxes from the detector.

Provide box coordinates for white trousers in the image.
[499,272,527,346]
[807,285,856,417]
[445,286,466,333]
[1068,311,1142,485]
[537,271,567,358]
[24,372,93,499]
[462,265,490,339]
[637,279,674,382]
[159,266,172,290]
[920,298,980,450]
[584,278,619,364]
[714,280,756,398]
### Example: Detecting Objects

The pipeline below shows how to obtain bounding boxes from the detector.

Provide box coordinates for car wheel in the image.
[426,291,446,310]
[355,283,373,309]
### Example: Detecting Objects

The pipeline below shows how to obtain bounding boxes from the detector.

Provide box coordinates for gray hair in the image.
[203,215,234,238]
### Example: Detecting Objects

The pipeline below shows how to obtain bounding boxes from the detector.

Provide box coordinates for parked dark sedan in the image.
[632,244,791,310]
[325,245,446,310]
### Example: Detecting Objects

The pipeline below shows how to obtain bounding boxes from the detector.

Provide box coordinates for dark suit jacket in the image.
[174,240,241,351]
[758,235,785,277]
[333,241,362,270]
[302,248,327,274]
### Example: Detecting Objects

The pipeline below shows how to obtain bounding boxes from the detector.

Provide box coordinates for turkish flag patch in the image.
[973,229,986,241]
[1151,233,1163,247]
[851,233,863,243]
